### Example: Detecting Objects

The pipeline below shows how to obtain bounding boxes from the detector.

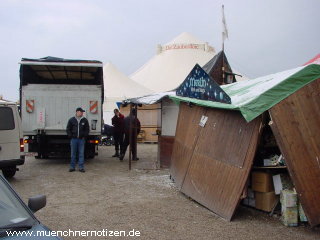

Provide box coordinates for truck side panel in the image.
[22,84,102,136]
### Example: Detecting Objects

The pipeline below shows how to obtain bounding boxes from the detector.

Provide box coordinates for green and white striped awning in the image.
[170,64,320,122]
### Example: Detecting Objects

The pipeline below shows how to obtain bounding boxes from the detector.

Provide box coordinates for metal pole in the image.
[222,5,225,53]
[129,104,132,170]
[222,51,225,84]
[222,5,225,84]
[134,105,138,161]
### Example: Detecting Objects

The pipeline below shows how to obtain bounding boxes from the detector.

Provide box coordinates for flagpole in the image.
[222,5,225,52]
[222,5,225,84]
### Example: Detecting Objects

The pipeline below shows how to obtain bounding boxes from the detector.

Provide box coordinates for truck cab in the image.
[0,99,25,178]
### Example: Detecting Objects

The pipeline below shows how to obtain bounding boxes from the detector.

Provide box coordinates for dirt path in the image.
[9,144,320,240]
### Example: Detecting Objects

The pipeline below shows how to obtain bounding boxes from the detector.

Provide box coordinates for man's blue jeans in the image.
[70,138,85,170]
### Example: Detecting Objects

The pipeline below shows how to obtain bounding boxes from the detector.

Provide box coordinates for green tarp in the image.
[170,64,320,122]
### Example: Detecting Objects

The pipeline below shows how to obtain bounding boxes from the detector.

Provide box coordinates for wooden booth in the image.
[125,51,236,168]
[170,63,320,227]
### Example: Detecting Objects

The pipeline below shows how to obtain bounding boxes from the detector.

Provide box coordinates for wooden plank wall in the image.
[170,102,262,220]
[158,135,175,168]
[120,103,161,142]
[269,78,320,227]
[181,109,261,220]
[170,103,206,189]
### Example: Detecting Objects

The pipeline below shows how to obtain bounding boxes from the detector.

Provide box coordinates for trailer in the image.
[20,56,104,159]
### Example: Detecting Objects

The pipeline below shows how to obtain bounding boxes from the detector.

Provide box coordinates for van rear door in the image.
[0,106,20,161]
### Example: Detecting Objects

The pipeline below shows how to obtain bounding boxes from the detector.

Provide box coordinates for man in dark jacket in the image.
[66,107,89,172]
[119,108,141,161]
[111,109,124,157]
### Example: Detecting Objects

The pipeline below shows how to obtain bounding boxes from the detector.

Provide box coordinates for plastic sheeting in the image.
[126,91,176,105]
[170,64,320,122]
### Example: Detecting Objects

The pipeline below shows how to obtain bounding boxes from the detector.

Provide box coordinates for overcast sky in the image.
[1,0,319,101]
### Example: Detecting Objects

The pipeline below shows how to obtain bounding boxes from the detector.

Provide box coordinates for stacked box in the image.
[247,188,255,198]
[282,207,298,227]
[280,189,297,207]
[263,159,277,167]
[272,174,294,195]
[242,198,256,207]
[255,191,279,212]
[252,172,274,192]
[242,188,256,207]
[299,203,308,222]
[280,190,298,227]
[251,172,278,212]
[263,154,280,166]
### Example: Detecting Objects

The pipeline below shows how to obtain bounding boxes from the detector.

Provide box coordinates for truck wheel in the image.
[87,154,95,159]
[85,151,95,159]
[2,167,17,178]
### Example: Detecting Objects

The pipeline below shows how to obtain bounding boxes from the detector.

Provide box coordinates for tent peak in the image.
[167,32,206,45]
[131,32,217,92]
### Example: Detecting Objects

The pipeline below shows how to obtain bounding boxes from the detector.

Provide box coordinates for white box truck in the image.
[20,57,104,159]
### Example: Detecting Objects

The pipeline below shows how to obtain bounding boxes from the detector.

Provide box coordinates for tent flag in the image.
[176,64,231,104]
[222,5,229,42]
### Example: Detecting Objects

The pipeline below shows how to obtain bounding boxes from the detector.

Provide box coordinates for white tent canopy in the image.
[130,32,249,92]
[130,32,216,92]
[103,62,152,124]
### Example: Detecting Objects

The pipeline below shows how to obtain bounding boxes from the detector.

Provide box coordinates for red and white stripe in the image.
[26,100,34,113]
[90,101,98,114]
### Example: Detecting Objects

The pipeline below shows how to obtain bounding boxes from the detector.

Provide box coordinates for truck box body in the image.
[19,57,104,158]
[21,84,102,135]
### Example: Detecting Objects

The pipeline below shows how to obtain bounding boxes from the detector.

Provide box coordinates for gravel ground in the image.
[8,144,320,240]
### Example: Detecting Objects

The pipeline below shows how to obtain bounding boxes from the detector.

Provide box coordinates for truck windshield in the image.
[0,177,35,229]
[0,107,15,130]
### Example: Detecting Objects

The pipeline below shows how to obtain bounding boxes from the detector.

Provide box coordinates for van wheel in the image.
[2,167,17,178]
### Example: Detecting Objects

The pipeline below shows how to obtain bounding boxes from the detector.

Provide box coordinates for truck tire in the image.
[86,153,95,159]
[35,153,49,159]
[2,167,17,178]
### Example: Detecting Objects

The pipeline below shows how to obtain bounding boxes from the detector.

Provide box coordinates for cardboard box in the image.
[248,198,256,208]
[264,159,275,166]
[299,203,308,222]
[280,190,297,208]
[273,174,294,195]
[255,191,279,212]
[247,188,255,199]
[273,174,283,195]
[252,172,274,192]
[263,159,277,167]
[282,206,298,227]
[242,198,256,208]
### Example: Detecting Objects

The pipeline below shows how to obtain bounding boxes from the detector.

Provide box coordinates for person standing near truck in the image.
[111,109,124,158]
[119,108,141,161]
[66,107,89,172]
